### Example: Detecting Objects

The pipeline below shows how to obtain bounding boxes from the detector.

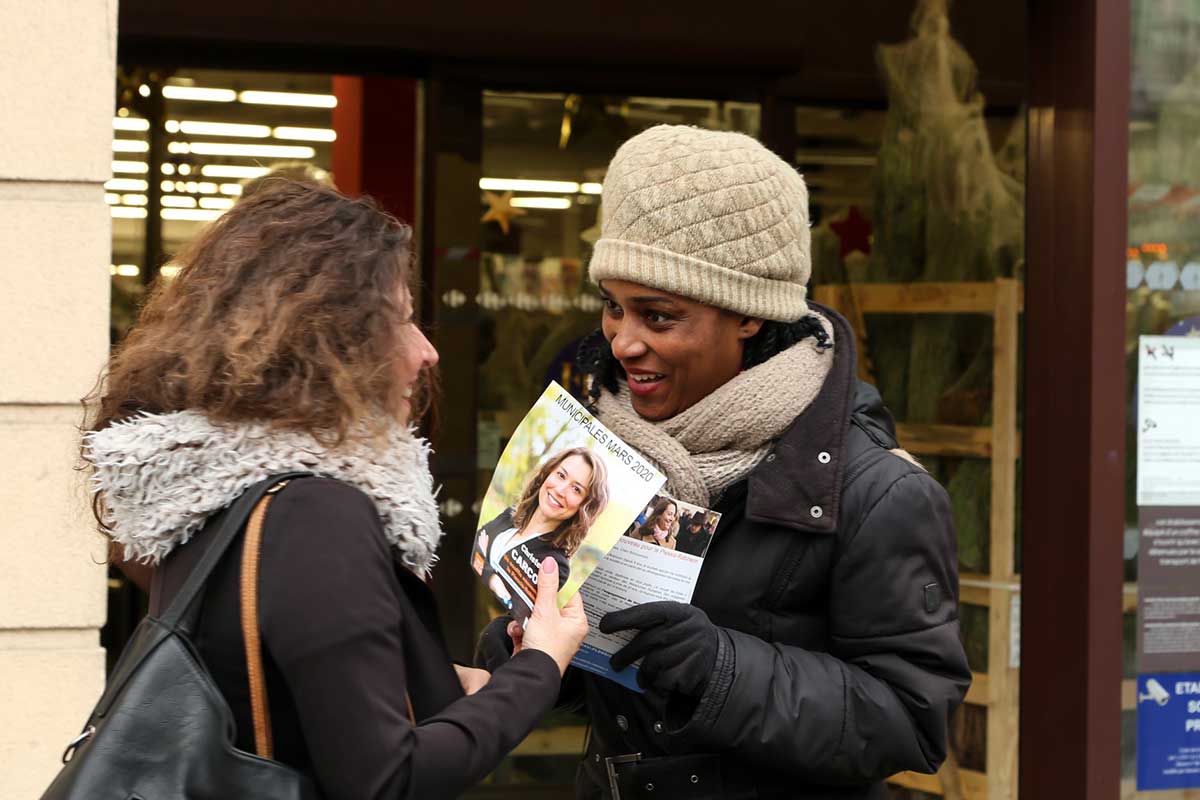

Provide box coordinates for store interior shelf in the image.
[814,278,1023,800]
[891,767,988,797]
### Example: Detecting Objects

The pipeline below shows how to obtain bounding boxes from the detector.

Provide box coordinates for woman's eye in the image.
[645,310,671,325]
[602,298,622,316]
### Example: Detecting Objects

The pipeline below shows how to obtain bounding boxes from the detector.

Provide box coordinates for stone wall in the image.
[0,2,116,796]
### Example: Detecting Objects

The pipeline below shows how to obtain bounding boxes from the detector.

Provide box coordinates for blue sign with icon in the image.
[1137,672,1200,790]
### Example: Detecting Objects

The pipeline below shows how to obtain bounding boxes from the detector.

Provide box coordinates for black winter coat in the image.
[154,478,562,800]
[572,307,971,799]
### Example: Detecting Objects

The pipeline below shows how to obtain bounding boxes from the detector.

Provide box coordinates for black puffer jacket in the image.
[571,308,972,799]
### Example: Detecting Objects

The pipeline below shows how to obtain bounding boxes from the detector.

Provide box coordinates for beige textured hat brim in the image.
[589,239,809,322]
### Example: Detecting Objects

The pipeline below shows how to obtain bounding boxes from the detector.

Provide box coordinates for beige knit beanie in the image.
[589,125,811,321]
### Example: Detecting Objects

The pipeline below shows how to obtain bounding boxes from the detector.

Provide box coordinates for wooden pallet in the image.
[813,279,1022,800]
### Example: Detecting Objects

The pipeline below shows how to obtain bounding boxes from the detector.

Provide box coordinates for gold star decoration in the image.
[480,190,526,235]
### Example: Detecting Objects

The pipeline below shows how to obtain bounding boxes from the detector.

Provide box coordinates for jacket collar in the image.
[83,410,444,573]
[744,304,889,534]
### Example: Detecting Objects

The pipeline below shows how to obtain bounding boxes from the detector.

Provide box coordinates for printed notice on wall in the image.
[1137,336,1200,507]
[1138,509,1200,672]
[1137,336,1200,790]
[1137,336,1200,673]
[1136,672,1200,790]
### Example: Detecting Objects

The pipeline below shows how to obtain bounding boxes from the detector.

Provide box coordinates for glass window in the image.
[798,5,1025,795]
[471,91,760,793]
[1123,1,1200,795]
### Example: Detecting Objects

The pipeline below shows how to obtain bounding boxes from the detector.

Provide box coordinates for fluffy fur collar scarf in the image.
[84,410,443,576]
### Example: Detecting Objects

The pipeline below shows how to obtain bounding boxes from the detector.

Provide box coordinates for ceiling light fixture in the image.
[105,178,148,192]
[185,142,315,158]
[480,178,580,193]
[113,117,149,132]
[161,195,198,208]
[179,120,271,138]
[112,161,148,174]
[162,86,237,102]
[272,126,337,142]
[238,90,337,109]
[112,140,149,153]
[201,165,269,179]
[510,196,572,210]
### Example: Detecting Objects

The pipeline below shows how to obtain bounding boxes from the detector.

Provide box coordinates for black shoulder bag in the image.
[41,473,322,800]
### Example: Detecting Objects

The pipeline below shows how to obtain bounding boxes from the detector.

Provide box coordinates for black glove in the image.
[600,601,719,697]
[474,614,515,673]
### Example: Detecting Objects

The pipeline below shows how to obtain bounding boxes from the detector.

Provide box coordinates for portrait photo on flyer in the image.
[470,381,666,622]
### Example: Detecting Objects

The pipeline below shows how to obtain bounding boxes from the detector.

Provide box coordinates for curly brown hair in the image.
[85,179,429,450]
[511,447,610,557]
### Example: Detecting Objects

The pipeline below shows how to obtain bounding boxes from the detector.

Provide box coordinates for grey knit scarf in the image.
[84,410,443,576]
[596,314,835,507]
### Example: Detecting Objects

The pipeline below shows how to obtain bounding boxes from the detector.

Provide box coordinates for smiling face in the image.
[600,280,763,420]
[393,285,439,425]
[658,502,678,528]
[538,454,594,523]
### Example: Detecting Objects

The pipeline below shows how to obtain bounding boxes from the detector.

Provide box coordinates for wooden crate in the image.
[813,279,1022,800]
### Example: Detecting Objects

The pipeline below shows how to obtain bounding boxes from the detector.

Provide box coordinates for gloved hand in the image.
[600,601,719,697]
[474,614,515,673]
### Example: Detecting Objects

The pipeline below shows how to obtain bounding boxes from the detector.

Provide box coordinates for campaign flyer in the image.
[470,381,666,622]
[573,492,722,691]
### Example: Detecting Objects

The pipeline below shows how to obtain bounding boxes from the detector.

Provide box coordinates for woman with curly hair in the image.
[479,126,971,799]
[475,446,609,621]
[81,180,587,799]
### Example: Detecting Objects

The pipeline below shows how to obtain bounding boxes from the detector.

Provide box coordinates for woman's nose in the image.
[608,322,647,360]
[419,328,439,368]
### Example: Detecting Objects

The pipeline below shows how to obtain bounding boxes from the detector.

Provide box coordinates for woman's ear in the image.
[738,317,765,340]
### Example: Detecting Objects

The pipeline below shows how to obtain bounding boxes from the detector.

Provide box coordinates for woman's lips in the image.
[626,370,665,398]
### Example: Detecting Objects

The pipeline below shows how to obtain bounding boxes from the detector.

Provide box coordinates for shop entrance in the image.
[106,2,1030,795]
[419,59,1025,794]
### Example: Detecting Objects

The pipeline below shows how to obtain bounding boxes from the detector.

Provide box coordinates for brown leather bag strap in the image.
[240,479,415,758]
[241,485,285,760]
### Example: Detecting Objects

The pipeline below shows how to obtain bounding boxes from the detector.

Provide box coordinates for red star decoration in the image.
[829,205,872,259]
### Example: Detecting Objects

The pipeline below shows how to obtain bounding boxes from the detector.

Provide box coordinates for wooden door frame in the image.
[1021,0,1130,797]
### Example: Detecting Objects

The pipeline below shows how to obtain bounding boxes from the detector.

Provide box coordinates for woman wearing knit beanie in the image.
[481,125,971,799]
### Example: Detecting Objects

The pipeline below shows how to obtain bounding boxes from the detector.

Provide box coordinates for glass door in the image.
[423,86,761,797]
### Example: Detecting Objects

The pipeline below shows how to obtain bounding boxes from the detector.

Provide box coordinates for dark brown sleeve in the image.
[259,479,561,800]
